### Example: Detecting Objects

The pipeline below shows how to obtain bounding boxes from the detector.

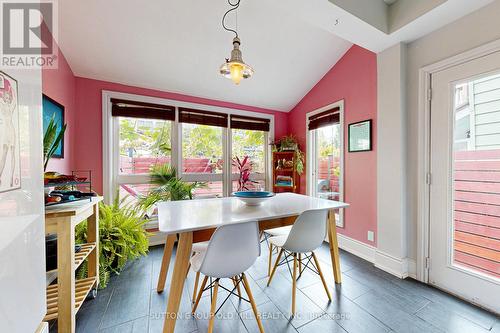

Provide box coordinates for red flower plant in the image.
[233,156,258,191]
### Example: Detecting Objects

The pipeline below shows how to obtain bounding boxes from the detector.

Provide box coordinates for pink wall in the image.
[288,45,378,245]
[42,36,76,173]
[42,41,377,246]
[73,78,289,194]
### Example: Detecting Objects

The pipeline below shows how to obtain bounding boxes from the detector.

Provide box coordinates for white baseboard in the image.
[335,234,416,279]
[374,250,410,278]
[337,234,376,263]
[408,259,417,279]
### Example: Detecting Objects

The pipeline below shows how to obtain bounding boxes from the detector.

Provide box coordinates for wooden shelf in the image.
[75,242,96,269]
[44,277,96,321]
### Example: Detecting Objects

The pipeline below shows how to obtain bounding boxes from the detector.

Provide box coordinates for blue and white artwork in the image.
[42,95,65,158]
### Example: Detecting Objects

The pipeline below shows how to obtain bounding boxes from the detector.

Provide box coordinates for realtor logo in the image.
[1,0,58,68]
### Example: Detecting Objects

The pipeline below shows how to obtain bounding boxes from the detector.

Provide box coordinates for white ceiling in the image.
[57,0,494,112]
[384,0,399,5]
[57,0,352,112]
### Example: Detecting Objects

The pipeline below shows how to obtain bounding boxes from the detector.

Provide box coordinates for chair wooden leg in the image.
[208,280,220,333]
[268,243,273,277]
[298,253,302,276]
[192,271,200,304]
[232,277,242,298]
[192,275,208,313]
[267,248,284,286]
[292,253,297,315]
[312,252,332,301]
[241,274,265,333]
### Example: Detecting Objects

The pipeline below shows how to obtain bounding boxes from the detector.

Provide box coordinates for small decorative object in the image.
[233,191,275,206]
[219,0,253,85]
[43,95,66,159]
[348,119,372,152]
[284,160,294,168]
[0,71,21,193]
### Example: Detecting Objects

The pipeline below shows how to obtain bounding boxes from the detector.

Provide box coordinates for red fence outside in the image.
[454,149,500,279]
[318,155,340,193]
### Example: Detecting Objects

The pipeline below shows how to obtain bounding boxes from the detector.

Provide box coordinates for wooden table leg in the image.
[163,232,193,333]
[57,218,76,333]
[157,233,177,293]
[327,209,342,284]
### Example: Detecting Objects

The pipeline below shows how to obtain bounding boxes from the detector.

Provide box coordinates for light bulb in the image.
[230,63,243,85]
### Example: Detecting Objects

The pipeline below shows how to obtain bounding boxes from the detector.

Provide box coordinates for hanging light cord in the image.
[222,0,240,38]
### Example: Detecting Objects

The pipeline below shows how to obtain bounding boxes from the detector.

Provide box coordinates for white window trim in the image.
[102,90,274,204]
[305,99,345,227]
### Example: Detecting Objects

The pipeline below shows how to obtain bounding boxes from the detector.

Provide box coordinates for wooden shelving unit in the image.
[45,277,97,321]
[44,197,102,333]
[272,151,299,193]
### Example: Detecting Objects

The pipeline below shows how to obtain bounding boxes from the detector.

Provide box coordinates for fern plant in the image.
[43,115,67,171]
[76,195,150,288]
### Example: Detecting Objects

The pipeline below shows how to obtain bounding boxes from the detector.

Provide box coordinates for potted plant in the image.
[75,194,150,288]
[43,115,67,171]
[270,135,305,175]
[233,156,258,191]
[138,163,204,213]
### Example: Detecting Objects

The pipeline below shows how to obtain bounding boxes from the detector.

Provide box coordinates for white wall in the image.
[377,43,410,277]
[405,0,500,261]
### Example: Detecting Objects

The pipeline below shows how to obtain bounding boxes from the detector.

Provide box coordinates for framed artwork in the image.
[348,119,372,152]
[42,94,65,158]
[0,71,21,193]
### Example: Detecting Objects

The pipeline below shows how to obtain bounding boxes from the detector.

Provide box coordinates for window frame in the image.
[102,90,274,204]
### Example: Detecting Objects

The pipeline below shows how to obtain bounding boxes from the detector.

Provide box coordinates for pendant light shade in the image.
[220,0,253,85]
[219,37,254,85]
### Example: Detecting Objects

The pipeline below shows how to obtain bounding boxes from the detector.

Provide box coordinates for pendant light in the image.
[219,0,253,85]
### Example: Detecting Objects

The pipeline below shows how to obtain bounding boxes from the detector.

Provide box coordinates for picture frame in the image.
[0,71,21,193]
[42,94,65,158]
[348,119,372,152]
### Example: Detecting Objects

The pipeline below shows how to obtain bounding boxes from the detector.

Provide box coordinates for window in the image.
[232,128,266,190]
[105,94,273,209]
[119,117,171,174]
[182,123,223,174]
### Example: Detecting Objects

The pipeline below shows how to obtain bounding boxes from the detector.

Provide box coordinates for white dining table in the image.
[155,192,349,333]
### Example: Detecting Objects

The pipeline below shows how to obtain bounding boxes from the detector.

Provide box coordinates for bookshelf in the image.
[272,151,299,193]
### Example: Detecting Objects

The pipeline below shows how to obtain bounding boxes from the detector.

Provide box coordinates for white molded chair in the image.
[190,221,265,333]
[264,226,292,276]
[267,209,331,315]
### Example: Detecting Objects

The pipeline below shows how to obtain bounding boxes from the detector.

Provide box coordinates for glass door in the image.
[429,50,500,313]
[308,106,344,227]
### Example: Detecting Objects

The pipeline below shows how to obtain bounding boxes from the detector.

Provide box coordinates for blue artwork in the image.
[42,95,65,158]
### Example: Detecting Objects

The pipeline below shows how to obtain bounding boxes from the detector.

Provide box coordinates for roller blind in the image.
[308,107,340,130]
[178,107,228,128]
[230,114,270,131]
[111,98,175,121]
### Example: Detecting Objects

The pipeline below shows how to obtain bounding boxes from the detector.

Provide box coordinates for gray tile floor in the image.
[51,243,499,333]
